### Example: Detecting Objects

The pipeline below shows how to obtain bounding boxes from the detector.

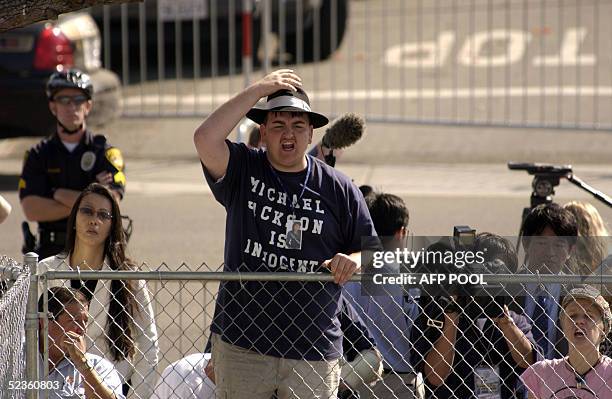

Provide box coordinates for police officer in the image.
[18,69,126,259]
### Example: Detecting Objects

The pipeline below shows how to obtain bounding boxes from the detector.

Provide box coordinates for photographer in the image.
[411,234,539,398]
[473,233,540,398]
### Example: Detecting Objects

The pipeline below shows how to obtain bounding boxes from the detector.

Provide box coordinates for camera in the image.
[419,226,511,319]
[453,225,476,249]
[468,259,511,319]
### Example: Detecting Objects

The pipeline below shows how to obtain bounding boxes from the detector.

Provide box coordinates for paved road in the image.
[2,148,611,263]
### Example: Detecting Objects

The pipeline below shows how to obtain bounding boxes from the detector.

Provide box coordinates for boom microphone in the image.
[319,113,365,167]
[321,113,365,150]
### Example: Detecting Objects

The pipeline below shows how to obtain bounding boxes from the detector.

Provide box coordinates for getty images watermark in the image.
[358,233,523,297]
[359,233,611,297]
[370,244,488,286]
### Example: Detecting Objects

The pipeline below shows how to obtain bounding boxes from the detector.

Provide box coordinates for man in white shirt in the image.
[152,353,215,399]
[39,286,124,399]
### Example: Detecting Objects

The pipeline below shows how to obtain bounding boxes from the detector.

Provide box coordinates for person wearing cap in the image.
[240,118,346,165]
[193,69,379,398]
[18,68,126,259]
[520,285,612,398]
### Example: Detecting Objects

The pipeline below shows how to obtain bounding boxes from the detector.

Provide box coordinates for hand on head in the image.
[253,69,303,98]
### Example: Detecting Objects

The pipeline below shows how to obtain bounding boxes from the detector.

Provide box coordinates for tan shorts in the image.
[211,333,340,399]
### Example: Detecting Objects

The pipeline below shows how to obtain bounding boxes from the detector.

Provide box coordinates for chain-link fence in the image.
[92,0,612,131]
[0,256,29,399]
[3,253,612,398]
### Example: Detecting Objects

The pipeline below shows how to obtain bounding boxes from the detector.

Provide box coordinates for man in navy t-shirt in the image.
[193,69,379,398]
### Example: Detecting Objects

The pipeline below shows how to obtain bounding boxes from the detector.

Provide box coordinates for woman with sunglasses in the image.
[38,183,159,398]
[520,285,612,398]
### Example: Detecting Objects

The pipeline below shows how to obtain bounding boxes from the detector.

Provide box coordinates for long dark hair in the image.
[64,183,138,361]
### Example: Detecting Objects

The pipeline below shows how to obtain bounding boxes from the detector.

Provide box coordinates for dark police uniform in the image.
[18,130,126,259]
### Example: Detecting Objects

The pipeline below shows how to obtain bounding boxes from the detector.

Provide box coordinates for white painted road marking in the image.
[385,27,596,68]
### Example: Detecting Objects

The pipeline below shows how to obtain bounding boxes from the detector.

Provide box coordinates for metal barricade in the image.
[12,257,612,398]
[3,249,612,397]
[0,255,31,399]
[92,0,611,131]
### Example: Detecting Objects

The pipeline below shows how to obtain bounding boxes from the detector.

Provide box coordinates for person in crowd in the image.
[563,201,612,359]
[39,286,124,399]
[475,232,519,273]
[0,194,11,224]
[193,69,379,398]
[337,294,384,398]
[151,353,215,399]
[412,234,539,399]
[358,185,374,202]
[19,69,126,258]
[38,183,159,398]
[518,203,579,360]
[563,200,610,274]
[247,124,264,149]
[521,285,612,398]
[344,191,425,399]
[245,120,346,166]
[159,296,383,399]
[474,233,542,398]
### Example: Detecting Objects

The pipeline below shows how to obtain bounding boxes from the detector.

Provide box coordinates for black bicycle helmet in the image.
[46,69,94,100]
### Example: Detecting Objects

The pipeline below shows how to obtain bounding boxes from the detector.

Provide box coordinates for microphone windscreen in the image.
[321,113,365,150]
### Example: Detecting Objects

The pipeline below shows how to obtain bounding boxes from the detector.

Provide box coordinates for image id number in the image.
[9,380,60,390]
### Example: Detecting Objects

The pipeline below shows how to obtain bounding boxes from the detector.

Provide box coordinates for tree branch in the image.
[0,0,141,33]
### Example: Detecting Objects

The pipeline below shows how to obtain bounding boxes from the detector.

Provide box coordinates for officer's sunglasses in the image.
[53,95,89,106]
[78,207,113,222]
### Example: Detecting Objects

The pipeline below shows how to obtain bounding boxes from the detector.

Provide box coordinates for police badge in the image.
[81,151,96,171]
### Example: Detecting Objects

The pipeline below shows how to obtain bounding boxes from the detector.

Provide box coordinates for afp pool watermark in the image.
[371,271,488,287]
[359,234,516,298]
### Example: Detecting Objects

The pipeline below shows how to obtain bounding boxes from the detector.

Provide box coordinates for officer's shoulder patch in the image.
[114,171,126,186]
[105,147,124,171]
[18,178,26,190]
